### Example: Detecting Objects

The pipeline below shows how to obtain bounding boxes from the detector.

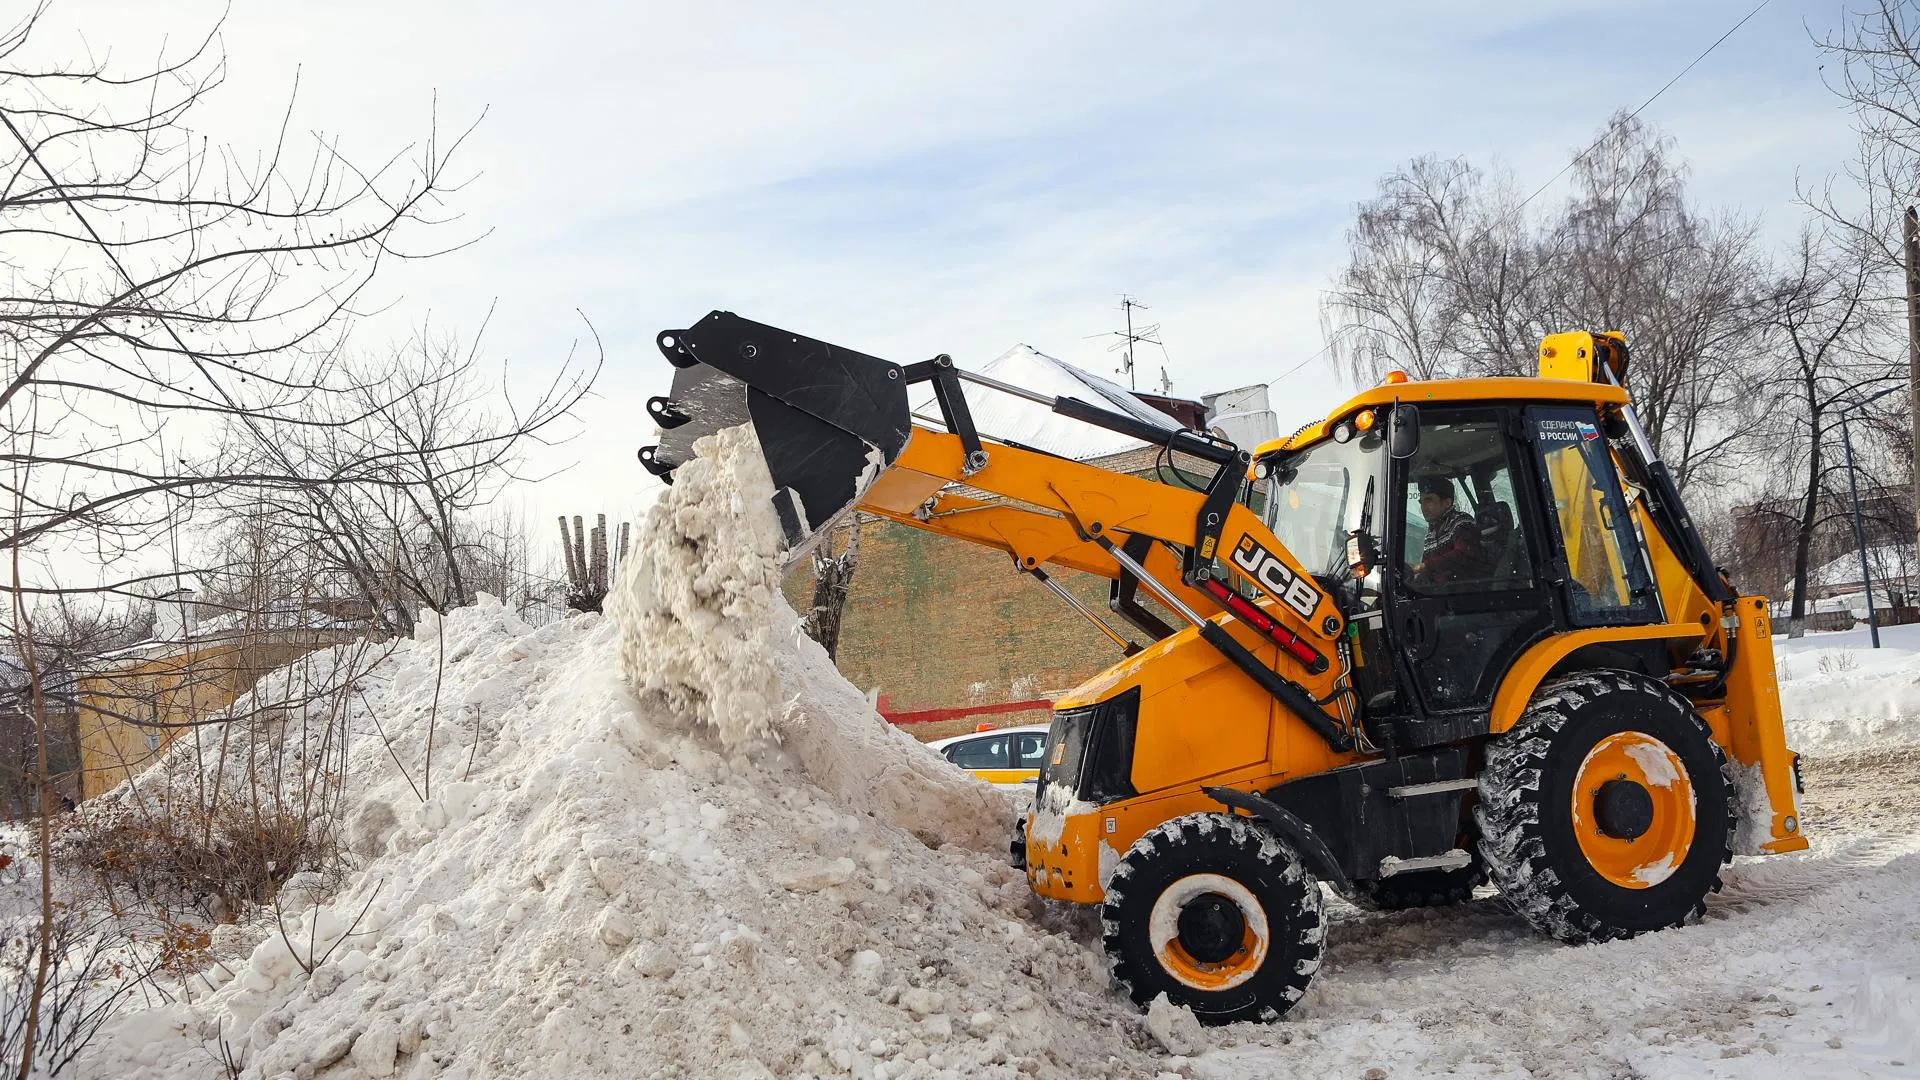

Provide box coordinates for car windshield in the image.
[1261,433,1384,583]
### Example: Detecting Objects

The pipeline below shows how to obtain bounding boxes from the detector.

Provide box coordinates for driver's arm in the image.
[1421,513,1485,581]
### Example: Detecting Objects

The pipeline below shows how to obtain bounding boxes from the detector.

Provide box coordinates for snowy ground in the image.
[1775,621,1920,752]
[35,452,1920,1077]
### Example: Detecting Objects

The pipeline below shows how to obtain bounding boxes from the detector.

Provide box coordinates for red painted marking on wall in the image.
[879,697,1054,726]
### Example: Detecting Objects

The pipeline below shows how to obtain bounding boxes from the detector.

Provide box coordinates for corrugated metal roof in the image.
[912,345,1182,461]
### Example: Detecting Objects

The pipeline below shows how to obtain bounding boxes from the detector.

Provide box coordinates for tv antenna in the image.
[1088,295,1166,391]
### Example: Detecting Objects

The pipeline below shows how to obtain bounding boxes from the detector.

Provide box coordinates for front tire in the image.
[1477,671,1734,945]
[1102,812,1325,1025]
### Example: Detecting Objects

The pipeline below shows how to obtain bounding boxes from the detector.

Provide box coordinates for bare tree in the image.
[1744,227,1894,623]
[464,505,567,624]
[1813,0,1920,272]
[1812,1,1920,592]
[0,5,591,1068]
[226,326,596,635]
[1325,114,1769,492]
[1328,156,1548,381]
[1538,116,1768,490]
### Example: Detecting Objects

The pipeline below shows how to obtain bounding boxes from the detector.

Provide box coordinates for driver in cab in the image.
[1411,475,1492,587]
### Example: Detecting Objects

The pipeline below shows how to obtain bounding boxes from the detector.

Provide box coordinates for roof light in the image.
[1383,370,1409,385]
[1353,409,1378,432]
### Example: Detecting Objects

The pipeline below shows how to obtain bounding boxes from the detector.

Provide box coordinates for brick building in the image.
[785,345,1275,737]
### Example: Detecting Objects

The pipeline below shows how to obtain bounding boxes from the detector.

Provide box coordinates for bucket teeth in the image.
[647,395,692,430]
[636,444,675,483]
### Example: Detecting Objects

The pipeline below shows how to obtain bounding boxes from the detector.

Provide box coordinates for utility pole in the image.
[1841,412,1881,648]
[1906,207,1920,594]
[1840,384,1903,647]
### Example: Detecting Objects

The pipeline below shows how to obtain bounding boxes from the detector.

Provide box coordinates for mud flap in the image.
[642,312,914,555]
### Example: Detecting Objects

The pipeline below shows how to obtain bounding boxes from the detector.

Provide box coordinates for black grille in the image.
[1038,688,1140,804]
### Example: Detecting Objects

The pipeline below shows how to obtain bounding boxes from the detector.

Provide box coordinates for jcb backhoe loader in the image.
[642,312,1806,1024]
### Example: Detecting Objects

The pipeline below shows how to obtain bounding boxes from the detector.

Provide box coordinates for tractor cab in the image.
[1254,383,1666,751]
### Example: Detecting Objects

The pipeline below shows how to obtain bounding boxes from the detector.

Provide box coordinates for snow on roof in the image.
[1809,544,1915,588]
[912,345,1182,461]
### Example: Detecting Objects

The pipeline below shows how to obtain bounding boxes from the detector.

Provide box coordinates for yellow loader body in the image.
[644,314,1806,1024]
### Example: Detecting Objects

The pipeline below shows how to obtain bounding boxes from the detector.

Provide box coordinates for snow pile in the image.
[100,638,384,814]
[607,422,786,753]
[87,426,1161,1079]
[1776,625,1920,752]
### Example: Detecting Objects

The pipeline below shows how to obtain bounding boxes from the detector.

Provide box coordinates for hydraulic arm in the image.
[641,311,1356,751]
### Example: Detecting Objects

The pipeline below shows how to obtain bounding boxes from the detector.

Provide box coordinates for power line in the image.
[1273,335,1346,385]
[1291,0,1773,385]
[1514,0,1773,214]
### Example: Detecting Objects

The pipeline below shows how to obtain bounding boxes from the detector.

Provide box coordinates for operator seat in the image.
[1476,502,1520,579]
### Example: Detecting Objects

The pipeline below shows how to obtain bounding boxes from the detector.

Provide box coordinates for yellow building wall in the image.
[74,635,347,801]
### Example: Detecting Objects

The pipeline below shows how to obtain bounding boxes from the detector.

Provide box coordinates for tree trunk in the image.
[802,520,861,663]
[1790,408,1823,627]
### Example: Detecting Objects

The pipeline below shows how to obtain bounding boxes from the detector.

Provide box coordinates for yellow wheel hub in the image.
[1570,731,1696,889]
[1148,873,1269,991]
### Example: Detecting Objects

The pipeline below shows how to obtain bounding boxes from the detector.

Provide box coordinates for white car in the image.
[927,724,1050,786]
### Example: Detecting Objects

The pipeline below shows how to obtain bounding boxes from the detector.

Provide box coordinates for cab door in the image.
[1384,407,1558,745]
[1527,407,1663,626]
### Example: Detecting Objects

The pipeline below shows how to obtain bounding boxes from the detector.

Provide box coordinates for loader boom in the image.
[642,312,1360,752]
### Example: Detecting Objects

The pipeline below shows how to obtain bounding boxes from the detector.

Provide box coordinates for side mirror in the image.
[1389,404,1420,460]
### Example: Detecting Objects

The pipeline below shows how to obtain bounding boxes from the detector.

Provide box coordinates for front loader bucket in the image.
[640,312,913,554]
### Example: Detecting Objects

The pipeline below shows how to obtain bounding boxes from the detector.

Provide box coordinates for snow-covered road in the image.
[1176,747,1920,1078]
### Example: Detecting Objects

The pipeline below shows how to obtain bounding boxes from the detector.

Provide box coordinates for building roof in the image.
[1809,544,1916,590]
[913,345,1184,461]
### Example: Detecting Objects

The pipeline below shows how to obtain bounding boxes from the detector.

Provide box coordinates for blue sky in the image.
[51,1,1868,533]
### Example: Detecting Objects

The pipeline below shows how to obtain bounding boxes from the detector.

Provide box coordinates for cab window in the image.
[947,735,1010,769]
[1013,733,1047,768]
[1261,430,1384,585]
[1530,407,1659,625]
[1397,414,1535,594]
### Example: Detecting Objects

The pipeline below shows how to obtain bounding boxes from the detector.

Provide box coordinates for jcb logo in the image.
[1230,536,1321,619]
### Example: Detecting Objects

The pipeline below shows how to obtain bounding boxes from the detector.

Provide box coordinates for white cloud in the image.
[25,0,1866,550]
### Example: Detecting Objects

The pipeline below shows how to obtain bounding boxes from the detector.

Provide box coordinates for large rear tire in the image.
[1102,813,1324,1025]
[1476,670,1734,945]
